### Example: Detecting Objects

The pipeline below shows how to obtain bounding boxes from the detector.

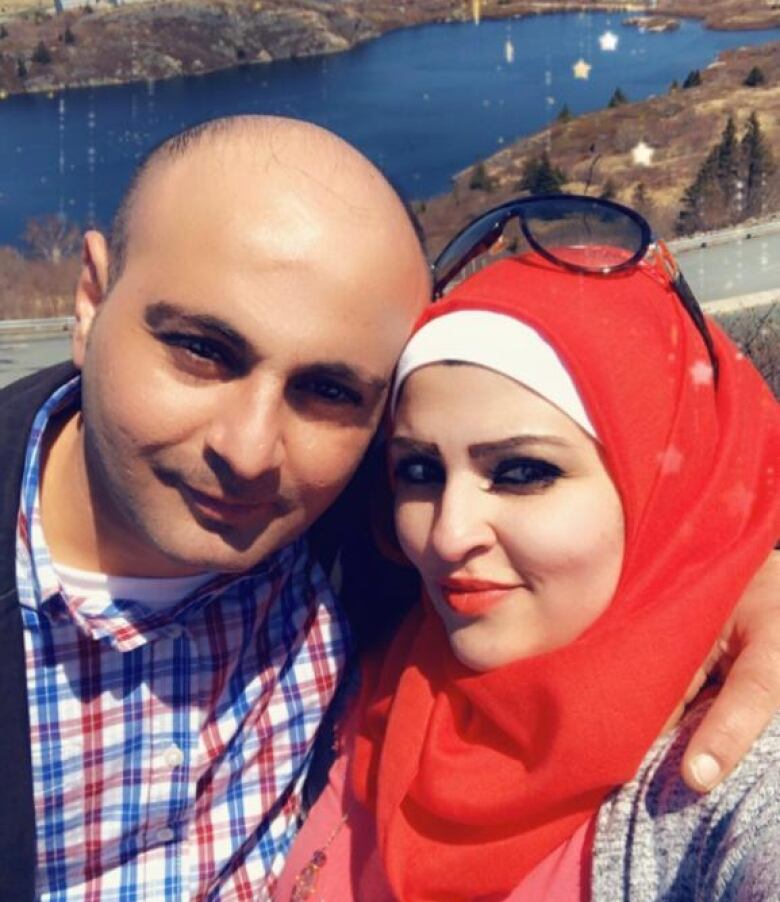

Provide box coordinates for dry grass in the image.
[0,246,77,319]
[713,301,780,397]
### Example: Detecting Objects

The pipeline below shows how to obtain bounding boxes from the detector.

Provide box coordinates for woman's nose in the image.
[429,479,495,564]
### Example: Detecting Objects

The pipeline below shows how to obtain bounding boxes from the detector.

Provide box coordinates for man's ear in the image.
[72,230,110,369]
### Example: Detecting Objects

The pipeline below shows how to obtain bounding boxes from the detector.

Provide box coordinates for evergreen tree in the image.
[682,69,702,89]
[0,25,8,39]
[469,160,495,192]
[630,182,654,220]
[607,87,628,108]
[31,40,52,64]
[517,151,566,195]
[556,103,572,124]
[599,178,617,201]
[63,25,76,45]
[668,78,679,92]
[715,116,741,222]
[743,66,766,88]
[16,56,27,78]
[741,112,776,218]
[675,147,721,235]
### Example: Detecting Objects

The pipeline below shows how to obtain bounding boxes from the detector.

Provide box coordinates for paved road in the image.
[673,222,780,303]
[0,223,778,389]
[0,335,72,388]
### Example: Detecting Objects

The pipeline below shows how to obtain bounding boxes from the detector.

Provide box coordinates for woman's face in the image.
[390,363,625,672]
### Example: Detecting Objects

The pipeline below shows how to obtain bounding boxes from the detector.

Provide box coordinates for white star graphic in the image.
[572,58,592,80]
[690,360,714,386]
[631,140,655,166]
[657,445,684,474]
[599,30,619,51]
[724,482,755,519]
[505,38,515,64]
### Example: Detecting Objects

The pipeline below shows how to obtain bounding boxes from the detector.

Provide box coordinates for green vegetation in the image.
[31,40,52,64]
[682,69,702,89]
[469,160,496,192]
[599,178,617,200]
[676,113,776,235]
[743,66,766,87]
[630,182,653,220]
[517,151,566,195]
[741,112,776,218]
[556,104,573,124]
[607,87,628,108]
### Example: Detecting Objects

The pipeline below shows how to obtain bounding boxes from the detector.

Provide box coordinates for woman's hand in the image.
[682,549,780,792]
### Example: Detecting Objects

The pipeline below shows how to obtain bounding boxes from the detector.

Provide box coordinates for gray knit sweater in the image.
[592,701,780,901]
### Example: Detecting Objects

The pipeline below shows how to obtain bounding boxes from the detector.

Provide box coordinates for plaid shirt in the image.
[16,378,350,901]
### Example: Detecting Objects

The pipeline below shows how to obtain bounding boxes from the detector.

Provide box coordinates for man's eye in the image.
[162,333,230,366]
[492,457,563,489]
[295,378,362,406]
[394,456,444,485]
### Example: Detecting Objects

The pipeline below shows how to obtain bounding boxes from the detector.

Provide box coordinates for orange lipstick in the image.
[438,578,520,617]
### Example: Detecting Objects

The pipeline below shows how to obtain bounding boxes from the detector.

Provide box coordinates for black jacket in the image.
[0,363,417,899]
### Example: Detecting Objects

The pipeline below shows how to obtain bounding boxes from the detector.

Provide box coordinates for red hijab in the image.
[352,254,779,901]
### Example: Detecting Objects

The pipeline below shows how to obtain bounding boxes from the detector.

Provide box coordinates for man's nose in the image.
[430,479,494,564]
[205,379,285,483]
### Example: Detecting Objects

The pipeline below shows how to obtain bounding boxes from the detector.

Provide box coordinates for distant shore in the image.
[0,0,778,98]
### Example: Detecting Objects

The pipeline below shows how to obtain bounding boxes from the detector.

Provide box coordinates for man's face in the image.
[73,149,429,576]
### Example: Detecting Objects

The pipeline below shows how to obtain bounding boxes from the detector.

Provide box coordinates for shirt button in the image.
[156,827,175,843]
[164,745,185,769]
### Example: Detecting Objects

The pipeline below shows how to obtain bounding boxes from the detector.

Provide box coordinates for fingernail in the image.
[691,753,721,789]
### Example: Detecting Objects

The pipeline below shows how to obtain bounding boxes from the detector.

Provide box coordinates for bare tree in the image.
[23,214,81,264]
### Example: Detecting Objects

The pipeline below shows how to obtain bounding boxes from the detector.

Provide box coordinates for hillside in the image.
[417,40,780,252]
[0,0,778,96]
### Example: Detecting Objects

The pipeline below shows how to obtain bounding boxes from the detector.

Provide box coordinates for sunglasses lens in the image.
[521,196,647,271]
[434,213,512,295]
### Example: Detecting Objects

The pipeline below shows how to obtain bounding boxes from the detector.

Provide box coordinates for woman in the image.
[277,196,779,901]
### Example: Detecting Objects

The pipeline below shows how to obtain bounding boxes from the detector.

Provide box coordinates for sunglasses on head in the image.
[432,193,719,385]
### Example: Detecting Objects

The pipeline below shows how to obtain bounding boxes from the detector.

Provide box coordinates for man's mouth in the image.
[438,577,522,617]
[179,482,279,525]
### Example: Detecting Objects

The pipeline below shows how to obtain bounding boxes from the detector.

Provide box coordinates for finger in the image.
[682,635,780,792]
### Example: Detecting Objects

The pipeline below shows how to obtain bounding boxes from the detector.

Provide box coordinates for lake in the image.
[0,11,775,245]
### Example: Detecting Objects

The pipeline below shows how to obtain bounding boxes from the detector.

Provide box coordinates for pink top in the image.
[275,711,593,901]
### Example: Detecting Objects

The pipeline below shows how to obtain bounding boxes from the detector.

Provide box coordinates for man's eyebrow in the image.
[468,435,570,459]
[388,437,440,456]
[299,361,388,393]
[143,301,251,355]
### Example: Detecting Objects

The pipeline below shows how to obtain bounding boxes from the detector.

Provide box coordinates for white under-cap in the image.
[391,309,597,439]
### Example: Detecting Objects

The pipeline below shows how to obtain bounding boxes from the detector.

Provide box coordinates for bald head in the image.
[69,115,431,574]
[108,115,428,289]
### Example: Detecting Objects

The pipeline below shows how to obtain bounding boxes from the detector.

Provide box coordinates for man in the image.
[0,115,776,900]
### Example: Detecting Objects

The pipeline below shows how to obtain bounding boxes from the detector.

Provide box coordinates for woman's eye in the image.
[394,456,444,485]
[492,458,563,489]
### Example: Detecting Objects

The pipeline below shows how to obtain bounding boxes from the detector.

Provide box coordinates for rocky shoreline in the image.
[0,0,778,98]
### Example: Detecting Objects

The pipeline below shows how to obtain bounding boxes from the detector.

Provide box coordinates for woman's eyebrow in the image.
[468,435,570,459]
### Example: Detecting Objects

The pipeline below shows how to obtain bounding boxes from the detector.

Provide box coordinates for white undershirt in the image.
[53,561,215,612]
